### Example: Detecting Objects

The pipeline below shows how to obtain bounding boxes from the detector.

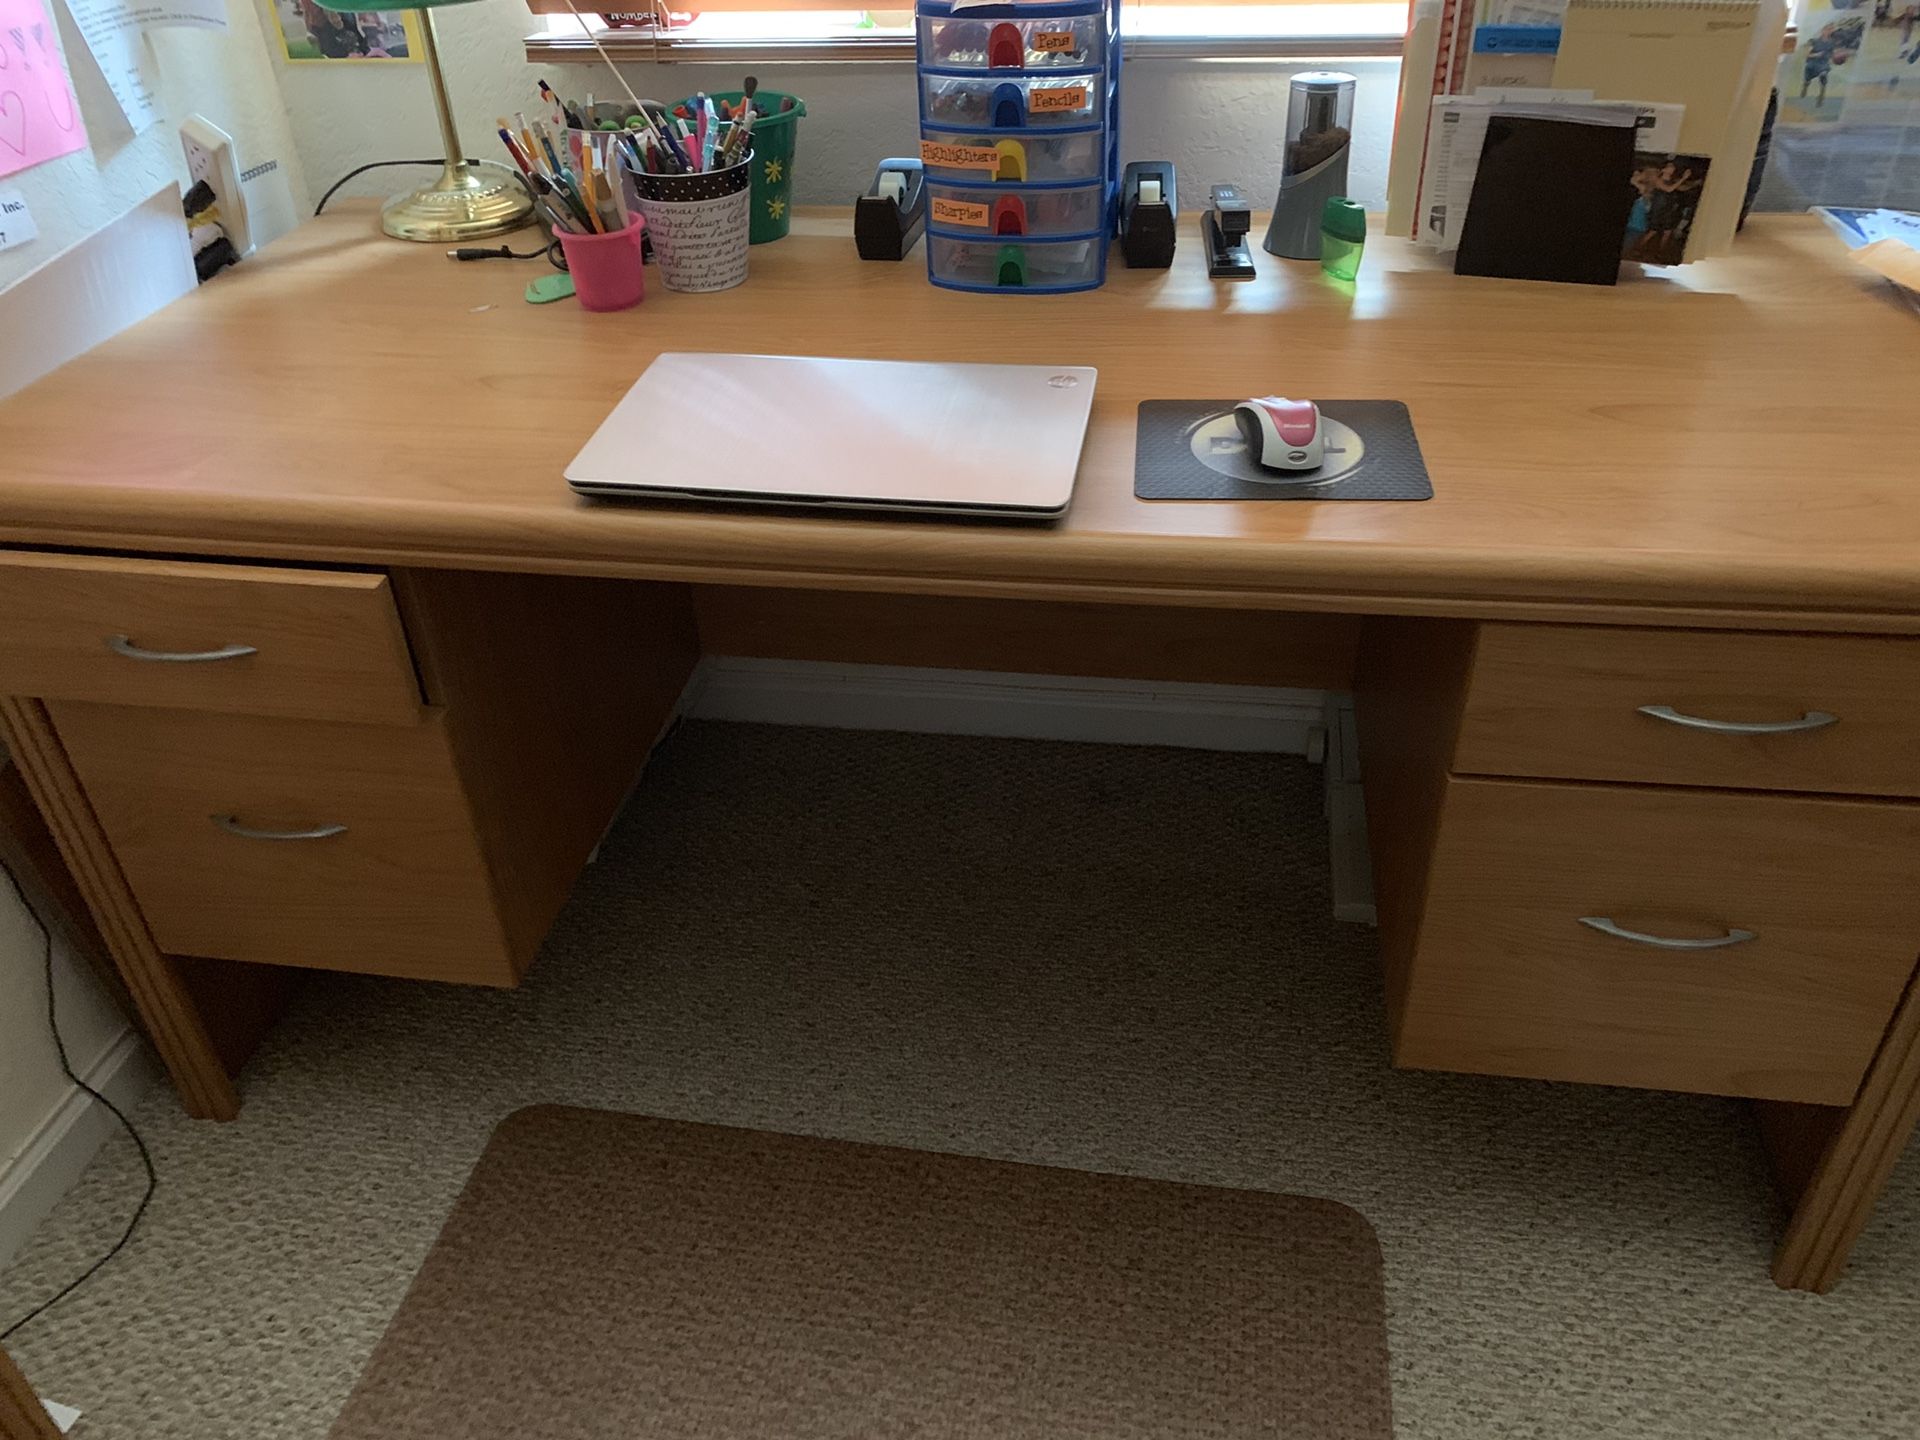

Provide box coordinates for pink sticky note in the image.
[0,0,90,179]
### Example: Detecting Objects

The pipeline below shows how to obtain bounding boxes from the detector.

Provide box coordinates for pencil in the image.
[578,138,605,232]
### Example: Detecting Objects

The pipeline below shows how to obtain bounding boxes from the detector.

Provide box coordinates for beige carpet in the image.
[2,722,1918,1439]
[329,1106,1393,1439]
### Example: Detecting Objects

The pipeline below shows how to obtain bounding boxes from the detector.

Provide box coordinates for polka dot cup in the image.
[631,153,752,294]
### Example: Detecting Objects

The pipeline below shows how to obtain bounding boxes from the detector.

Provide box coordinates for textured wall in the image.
[279,4,1398,215]
[0,0,307,291]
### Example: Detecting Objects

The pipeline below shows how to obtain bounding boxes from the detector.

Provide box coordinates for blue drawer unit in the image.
[917,0,1120,294]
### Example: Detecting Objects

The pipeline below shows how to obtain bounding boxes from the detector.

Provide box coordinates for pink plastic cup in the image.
[556,215,646,312]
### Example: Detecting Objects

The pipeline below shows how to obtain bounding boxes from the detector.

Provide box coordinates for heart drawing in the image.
[0,90,27,157]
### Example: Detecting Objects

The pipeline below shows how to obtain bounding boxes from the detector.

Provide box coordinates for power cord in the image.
[313,158,537,217]
[314,161,561,269]
[0,860,157,1342]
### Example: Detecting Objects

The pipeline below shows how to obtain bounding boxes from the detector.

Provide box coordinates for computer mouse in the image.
[1233,397,1323,472]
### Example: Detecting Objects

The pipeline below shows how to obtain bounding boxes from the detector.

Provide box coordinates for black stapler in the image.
[854,159,927,261]
[1203,184,1256,280]
[1119,161,1176,269]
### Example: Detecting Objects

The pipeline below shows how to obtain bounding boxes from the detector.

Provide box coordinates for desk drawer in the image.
[50,701,516,985]
[1395,777,1920,1104]
[1456,624,1920,797]
[0,551,422,725]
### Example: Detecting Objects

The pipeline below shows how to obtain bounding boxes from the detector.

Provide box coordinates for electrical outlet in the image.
[180,115,252,257]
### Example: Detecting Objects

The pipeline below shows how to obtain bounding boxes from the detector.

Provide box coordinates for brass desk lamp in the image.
[315,0,534,242]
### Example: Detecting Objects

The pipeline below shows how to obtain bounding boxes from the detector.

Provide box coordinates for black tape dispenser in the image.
[1119,161,1176,269]
[854,159,927,262]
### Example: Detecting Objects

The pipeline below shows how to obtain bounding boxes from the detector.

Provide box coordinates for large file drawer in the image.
[1393,775,1920,1105]
[50,701,516,984]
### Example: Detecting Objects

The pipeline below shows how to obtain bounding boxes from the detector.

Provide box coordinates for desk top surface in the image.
[3,208,1916,626]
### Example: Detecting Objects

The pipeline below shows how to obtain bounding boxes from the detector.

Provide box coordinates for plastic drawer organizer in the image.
[916,0,1120,293]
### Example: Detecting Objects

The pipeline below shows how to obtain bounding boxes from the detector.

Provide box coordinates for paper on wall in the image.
[59,0,162,133]
[40,1399,81,1433]
[0,188,37,251]
[0,0,91,178]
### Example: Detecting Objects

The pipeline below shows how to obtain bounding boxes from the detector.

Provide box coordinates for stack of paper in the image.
[1387,0,1789,268]
[1815,208,1920,304]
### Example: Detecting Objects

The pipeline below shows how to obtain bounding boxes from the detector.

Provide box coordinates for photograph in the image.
[1623,152,1712,265]
[270,1,421,63]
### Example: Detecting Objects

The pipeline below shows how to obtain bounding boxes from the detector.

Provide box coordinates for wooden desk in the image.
[2,209,1916,1293]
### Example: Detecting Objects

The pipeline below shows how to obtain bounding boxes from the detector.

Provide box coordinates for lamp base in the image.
[381,164,534,243]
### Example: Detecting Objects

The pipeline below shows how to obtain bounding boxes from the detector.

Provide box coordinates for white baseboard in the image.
[683,658,1326,754]
[0,1030,154,1272]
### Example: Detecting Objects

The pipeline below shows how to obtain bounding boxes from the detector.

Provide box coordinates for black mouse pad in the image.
[1134,401,1432,501]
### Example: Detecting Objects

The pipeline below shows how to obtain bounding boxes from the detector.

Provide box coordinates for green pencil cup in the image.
[670,90,806,243]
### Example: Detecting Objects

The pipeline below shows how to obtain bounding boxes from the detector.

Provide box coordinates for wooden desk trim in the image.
[1,535,1915,639]
[3,211,1918,634]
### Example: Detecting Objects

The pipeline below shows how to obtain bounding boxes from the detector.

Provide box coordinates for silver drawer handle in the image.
[109,635,258,664]
[1637,704,1836,735]
[1579,916,1756,950]
[212,815,347,842]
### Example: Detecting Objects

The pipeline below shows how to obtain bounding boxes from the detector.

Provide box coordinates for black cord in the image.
[0,861,158,1342]
[314,159,537,217]
[315,159,449,216]
[448,244,555,262]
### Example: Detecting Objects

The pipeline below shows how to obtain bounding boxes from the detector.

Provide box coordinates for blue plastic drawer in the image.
[928,234,1106,293]
[927,181,1107,238]
[918,13,1107,71]
[919,127,1107,184]
[921,71,1104,130]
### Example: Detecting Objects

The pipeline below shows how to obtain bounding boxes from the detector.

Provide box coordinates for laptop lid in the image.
[565,354,1097,517]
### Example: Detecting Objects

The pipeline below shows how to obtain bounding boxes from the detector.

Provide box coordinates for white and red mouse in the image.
[1233,397,1323,472]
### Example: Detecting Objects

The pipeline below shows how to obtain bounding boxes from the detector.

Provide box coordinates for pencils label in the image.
[1029,86,1089,115]
[920,140,1000,172]
[931,197,991,229]
[1032,31,1076,52]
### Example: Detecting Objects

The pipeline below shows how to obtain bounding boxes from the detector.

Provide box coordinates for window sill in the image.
[524,28,1407,66]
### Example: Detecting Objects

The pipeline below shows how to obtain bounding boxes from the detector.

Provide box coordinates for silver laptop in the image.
[565,353,1097,519]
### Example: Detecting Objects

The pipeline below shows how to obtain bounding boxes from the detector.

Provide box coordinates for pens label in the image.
[1032,31,1076,51]
[1029,85,1089,115]
[920,140,1001,172]
[931,197,991,229]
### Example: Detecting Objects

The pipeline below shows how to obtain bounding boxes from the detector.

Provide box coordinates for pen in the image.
[535,120,564,177]
[701,94,718,172]
[540,171,593,232]
[604,139,631,227]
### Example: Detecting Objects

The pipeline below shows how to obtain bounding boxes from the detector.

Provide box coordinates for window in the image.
[525,2,1410,65]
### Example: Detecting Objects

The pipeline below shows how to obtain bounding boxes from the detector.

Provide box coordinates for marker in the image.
[496,127,533,177]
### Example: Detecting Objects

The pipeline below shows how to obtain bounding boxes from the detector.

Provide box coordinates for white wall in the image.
[279,4,1399,214]
[0,870,146,1268]
[0,0,309,291]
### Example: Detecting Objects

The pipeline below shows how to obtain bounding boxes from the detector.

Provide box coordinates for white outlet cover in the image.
[180,115,252,257]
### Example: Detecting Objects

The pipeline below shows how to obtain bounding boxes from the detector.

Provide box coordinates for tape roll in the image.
[1140,178,1163,206]
[877,172,907,205]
